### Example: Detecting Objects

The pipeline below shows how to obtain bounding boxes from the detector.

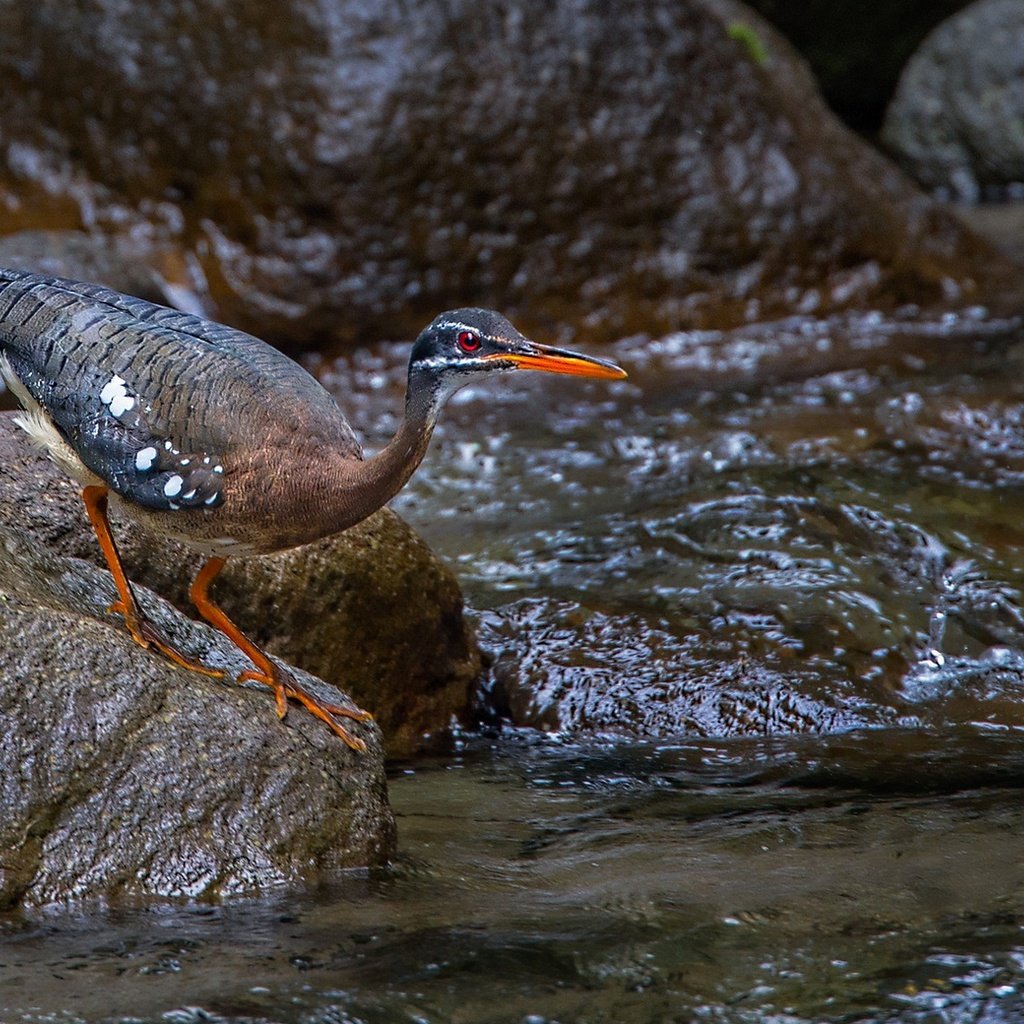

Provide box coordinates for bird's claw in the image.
[238,666,371,752]
[110,600,225,679]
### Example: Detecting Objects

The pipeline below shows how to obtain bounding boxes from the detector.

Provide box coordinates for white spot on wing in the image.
[99,374,126,405]
[108,392,135,417]
[135,446,158,471]
[163,474,184,498]
[99,374,138,419]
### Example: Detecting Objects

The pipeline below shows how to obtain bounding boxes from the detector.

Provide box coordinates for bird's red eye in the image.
[457,329,481,353]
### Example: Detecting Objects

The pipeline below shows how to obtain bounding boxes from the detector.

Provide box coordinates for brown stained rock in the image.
[0,0,1014,351]
[0,415,481,757]
[0,521,395,909]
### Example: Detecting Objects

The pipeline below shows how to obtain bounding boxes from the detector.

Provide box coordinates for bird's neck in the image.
[336,372,442,529]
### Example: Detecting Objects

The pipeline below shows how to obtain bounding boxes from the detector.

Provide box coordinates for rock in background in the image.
[745,0,972,133]
[0,229,212,316]
[0,0,1009,350]
[882,0,1024,202]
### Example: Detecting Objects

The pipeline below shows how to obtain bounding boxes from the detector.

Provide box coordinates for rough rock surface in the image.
[0,519,395,909]
[745,0,970,133]
[0,0,1009,349]
[882,0,1024,201]
[0,229,210,315]
[0,416,481,757]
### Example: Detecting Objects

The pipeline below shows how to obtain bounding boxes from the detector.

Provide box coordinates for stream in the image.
[5,306,1024,1022]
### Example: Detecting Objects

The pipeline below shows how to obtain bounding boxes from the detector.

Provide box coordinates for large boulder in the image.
[0,416,481,758]
[0,0,1010,349]
[882,0,1024,202]
[0,517,395,908]
[744,0,971,133]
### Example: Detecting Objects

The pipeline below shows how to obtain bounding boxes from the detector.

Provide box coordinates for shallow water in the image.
[5,737,1024,1023]
[377,307,1024,739]
[6,308,1024,1021]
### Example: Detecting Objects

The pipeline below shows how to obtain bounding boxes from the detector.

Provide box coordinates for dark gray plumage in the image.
[0,265,625,746]
[0,267,356,509]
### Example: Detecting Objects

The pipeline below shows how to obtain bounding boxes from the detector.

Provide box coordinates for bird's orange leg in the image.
[190,556,372,751]
[82,485,224,679]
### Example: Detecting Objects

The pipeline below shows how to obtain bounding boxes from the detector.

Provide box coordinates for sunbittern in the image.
[0,267,626,749]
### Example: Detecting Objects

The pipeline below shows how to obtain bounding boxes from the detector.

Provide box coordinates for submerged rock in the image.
[480,597,878,738]
[0,0,1009,348]
[882,0,1024,201]
[0,415,482,758]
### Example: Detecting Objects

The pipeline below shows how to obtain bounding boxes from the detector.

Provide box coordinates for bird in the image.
[0,266,626,750]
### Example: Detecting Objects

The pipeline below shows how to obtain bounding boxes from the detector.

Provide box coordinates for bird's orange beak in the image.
[484,341,627,380]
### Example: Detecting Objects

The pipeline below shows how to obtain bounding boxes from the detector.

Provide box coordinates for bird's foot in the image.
[238,665,373,752]
[109,599,226,680]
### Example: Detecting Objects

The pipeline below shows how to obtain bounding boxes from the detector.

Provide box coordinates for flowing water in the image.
[5,308,1024,1022]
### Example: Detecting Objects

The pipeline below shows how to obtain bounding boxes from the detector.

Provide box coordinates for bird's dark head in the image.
[409,308,626,407]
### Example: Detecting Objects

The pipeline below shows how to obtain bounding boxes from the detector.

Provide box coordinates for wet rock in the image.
[0,230,208,314]
[0,415,481,757]
[467,363,1024,740]
[882,0,1024,201]
[477,468,1024,740]
[0,521,395,909]
[479,597,881,738]
[0,0,1009,349]
[477,490,946,740]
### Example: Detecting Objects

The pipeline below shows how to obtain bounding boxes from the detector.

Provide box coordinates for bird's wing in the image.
[2,342,228,511]
[0,268,361,512]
